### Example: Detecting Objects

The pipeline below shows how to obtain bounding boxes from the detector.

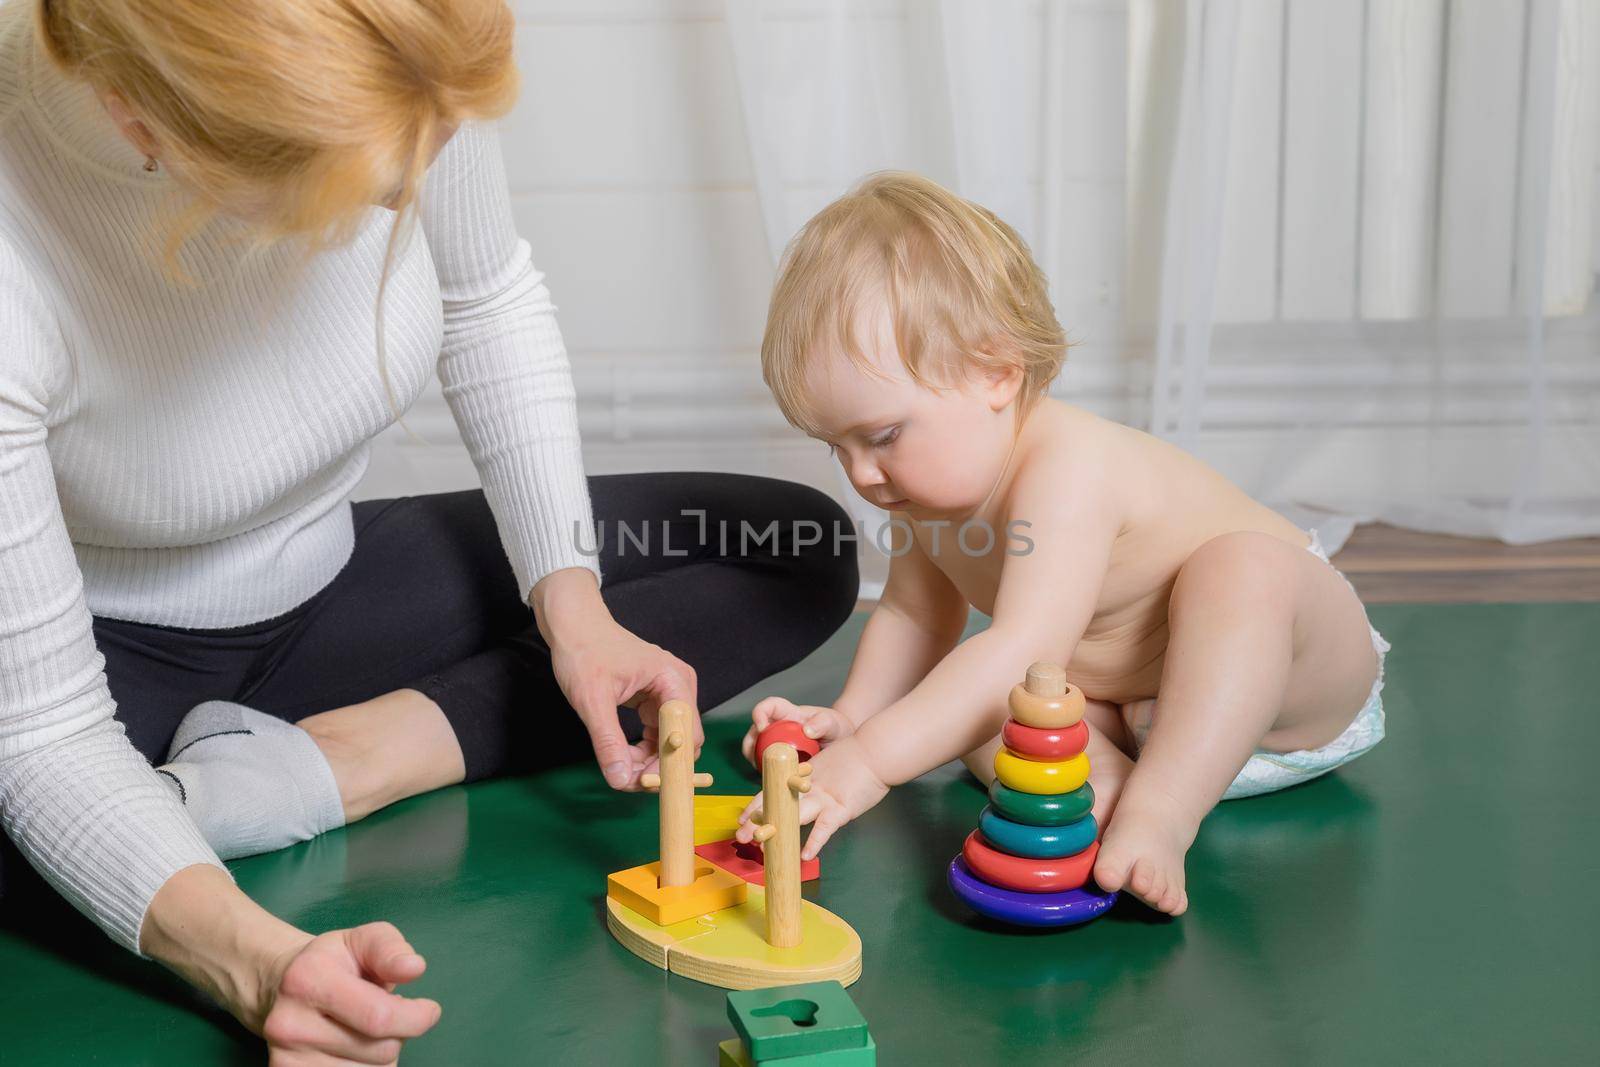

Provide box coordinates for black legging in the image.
[2,473,857,896]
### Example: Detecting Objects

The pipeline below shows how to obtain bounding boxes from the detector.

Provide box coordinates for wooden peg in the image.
[692,773,714,788]
[759,741,803,948]
[1025,661,1067,697]
[796,763,813,778]
[656,700,699,887]
[752,823,776,843]
[789,775,811,794]
[640,773,661,791]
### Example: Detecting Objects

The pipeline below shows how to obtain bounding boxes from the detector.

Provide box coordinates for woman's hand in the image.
[261,924,442,1066]
[142,865,441,1066]
[531,567,698,790]
[740,697,855,766]
[735,737,888,860]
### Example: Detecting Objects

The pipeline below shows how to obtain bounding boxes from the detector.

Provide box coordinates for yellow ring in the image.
[993,748,1090,795]
[1008,683,1086,728]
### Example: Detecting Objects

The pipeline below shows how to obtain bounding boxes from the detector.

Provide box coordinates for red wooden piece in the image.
[961,831,1099,894]
[1001,719,1089,762]
[754,719,821,766]
[695,837,820,887]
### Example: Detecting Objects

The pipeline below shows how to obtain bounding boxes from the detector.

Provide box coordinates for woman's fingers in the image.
[570,681,640,790]
[287,963,439,1042]
[345,923,427,987]
[264,1003,403,1065]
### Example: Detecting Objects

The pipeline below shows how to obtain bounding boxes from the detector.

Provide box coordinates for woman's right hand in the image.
[259,922,442,1066]
[740,696,855,766]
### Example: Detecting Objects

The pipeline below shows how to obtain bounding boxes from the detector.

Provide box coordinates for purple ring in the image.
[947,856,1118,928]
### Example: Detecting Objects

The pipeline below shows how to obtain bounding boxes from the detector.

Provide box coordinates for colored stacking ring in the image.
[1008,682,1086,729]
[963,832,1099,893]
[993,748,1089,795]
[988,780,1094,826]
[978,807,1097,859]
[753,719,821,766]
[947,856,1117,926]
[1002,719,1089,761]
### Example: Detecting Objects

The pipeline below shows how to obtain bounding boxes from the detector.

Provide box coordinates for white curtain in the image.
[725,0,1600,571]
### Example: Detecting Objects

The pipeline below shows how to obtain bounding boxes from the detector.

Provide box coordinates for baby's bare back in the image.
[932,402,1308,703]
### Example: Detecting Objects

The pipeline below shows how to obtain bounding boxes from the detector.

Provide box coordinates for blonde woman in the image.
[0,1,855,1061]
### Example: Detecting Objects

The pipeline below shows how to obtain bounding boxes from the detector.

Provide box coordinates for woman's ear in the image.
[99,91,161,160]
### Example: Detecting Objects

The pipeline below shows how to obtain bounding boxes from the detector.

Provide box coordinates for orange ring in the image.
[1008,683,1086,728]
[961,831,1098,893]
[1002,719,1089,761]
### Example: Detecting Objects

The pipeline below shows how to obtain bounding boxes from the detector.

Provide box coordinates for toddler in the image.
[735,173,1388,914]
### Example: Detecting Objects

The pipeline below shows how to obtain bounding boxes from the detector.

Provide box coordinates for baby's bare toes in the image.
[1092,844,1133,893]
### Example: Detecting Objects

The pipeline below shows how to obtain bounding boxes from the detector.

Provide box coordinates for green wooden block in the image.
[716,1033,879,1066]
[757,1034,877,1065]
[726,981,869,1061]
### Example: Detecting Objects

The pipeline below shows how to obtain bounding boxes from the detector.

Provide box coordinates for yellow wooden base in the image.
[606,860,748,926]
[605,883,862,990]
[718,1038,754,1066]
[694,794,756,846]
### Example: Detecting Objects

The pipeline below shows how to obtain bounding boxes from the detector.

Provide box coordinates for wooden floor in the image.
[858,524,1600,609]
[1331,523,1600,603]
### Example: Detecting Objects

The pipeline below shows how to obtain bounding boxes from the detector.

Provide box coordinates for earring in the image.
[143,156,159,173]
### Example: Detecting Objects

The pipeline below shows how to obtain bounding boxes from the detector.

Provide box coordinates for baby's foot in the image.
[1094,785,1198,916]
[1084,722,1133,826]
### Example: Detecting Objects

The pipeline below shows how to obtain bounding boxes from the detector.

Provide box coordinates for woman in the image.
[0,1,855,1061]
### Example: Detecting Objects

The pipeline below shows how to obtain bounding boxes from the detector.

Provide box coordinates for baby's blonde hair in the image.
[762,172,1067,437]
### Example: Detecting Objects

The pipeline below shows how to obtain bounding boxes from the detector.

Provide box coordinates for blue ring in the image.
[978,807,1097,859]
[946,856,1118,928]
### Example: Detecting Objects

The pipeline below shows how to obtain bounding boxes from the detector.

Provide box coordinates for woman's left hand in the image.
[531,568,698,791]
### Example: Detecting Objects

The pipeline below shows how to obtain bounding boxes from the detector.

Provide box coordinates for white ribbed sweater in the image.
[0,4,598,952]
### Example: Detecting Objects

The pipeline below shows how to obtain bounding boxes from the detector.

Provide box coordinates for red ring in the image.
[961,831,1097,893]
[754,719,821,765]
[1002,719,1089,762]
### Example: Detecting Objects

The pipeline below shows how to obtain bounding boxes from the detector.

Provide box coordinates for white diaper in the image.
[1122,529,1390,800]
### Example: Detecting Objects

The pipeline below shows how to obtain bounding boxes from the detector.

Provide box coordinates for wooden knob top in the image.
[1024,662,1067,697]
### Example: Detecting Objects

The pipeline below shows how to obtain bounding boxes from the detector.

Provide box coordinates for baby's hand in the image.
[735,738,888,860]
[740,697,854,766]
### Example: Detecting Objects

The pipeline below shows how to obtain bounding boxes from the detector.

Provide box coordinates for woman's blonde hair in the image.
[38,0,517,416]
[37,0,518,255]
[762,171,1067,437]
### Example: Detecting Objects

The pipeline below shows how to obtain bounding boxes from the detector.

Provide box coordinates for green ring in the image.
[988,780,1094,826]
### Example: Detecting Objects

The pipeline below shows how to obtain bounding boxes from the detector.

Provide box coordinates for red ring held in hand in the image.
[754,718,821,765]
[962,830,1098,893]
[1002,719,1089,761]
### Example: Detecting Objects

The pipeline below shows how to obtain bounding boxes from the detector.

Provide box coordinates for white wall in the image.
[359,0,1600,523]
[360,0,830,503]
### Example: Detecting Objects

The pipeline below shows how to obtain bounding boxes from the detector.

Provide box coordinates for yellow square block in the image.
[694,794,755,846]
[606,860,748,926]
[718,1038,754,1067]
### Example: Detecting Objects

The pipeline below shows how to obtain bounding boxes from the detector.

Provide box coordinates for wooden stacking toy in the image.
[606,704,861,988]
[695,719,823,885]
[946,663,1119,927]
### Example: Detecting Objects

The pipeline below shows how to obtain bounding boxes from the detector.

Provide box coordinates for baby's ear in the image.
[975,355,1026,412]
